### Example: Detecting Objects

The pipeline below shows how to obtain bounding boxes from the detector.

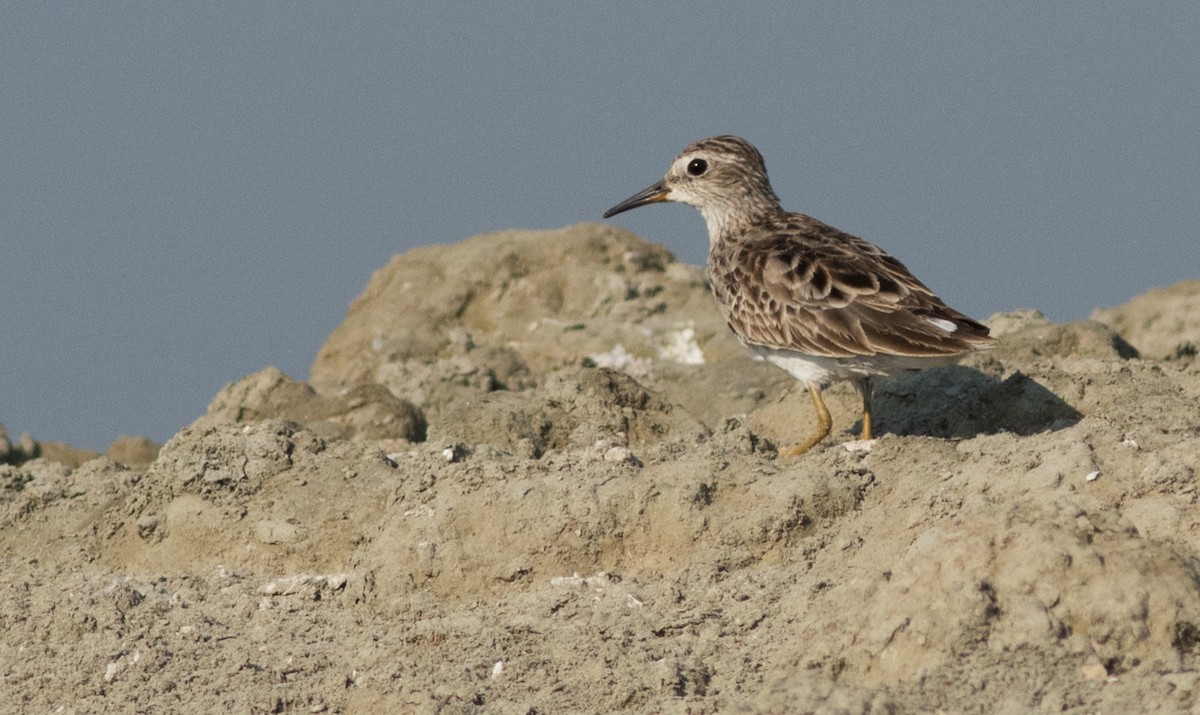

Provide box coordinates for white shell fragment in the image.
[442,444,468,463]
[843,439,875,452]
[258,573,349,596]
[550,573,587,588]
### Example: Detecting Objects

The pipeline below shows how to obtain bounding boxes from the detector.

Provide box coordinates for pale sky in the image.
[2,3,1197,450]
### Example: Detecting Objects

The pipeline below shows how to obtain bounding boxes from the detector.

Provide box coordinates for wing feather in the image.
[709,215,995,358]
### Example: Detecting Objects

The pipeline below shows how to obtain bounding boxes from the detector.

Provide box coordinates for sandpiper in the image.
[604,135,995,455]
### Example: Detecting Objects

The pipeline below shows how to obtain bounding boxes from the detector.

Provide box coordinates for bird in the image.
[603,135,995,455]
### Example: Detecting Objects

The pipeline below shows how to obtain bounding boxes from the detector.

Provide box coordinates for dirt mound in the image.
[4,225,1200,713]
[309,223,788,433]
[203,366,426,444]
[1092,279,1200,361]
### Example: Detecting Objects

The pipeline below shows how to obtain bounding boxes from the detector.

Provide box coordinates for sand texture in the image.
[4,224,1200,713]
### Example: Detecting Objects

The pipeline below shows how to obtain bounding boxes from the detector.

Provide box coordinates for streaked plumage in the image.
[604,135,995,455]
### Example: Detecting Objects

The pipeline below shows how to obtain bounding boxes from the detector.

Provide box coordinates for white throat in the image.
[697,203,739,248]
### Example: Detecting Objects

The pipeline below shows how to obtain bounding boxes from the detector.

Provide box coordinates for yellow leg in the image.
[781,381,832,457]
[857,377,874,440]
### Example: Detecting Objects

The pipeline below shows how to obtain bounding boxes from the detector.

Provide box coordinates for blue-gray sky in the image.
[2,4,1197,451]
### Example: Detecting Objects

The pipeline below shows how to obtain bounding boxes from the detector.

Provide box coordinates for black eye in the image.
[686,158,708,176]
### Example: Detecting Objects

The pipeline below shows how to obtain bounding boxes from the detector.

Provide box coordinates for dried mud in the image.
[4,225,1200,713]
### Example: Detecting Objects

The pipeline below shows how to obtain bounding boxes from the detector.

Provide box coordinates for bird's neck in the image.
[700,194,784,249]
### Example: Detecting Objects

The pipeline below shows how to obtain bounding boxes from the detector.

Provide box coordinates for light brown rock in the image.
[1092,279,1200,360]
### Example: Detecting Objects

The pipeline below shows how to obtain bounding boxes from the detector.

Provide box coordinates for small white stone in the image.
[551,573,586,588]
[442,444,467,463]
[491,661,505,679]
[842,439,875,452]
[1085,470,1101,482]
[604,446,634,463]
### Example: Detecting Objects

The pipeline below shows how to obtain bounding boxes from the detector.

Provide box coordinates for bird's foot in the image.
[779,435,826,457]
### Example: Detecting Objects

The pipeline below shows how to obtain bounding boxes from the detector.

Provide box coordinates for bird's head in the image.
[603,135,782,243]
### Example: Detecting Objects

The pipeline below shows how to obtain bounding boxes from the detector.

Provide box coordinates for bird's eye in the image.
[686,158,708,176]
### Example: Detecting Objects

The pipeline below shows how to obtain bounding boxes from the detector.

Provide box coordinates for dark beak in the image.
[603,179,670,218]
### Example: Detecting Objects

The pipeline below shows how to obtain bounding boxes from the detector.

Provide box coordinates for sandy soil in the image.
[4,224,1200,713]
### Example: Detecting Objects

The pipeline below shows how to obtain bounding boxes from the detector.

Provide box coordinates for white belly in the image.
[754,346,962,386]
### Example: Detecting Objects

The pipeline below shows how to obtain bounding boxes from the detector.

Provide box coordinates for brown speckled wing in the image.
[709,215,995,358]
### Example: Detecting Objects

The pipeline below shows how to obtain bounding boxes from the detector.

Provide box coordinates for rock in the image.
[0,423,105,468]
[989,318,1138,363]
[36,440,100,468]
[201,367,426,443]
[431,366,706,457]
[106,435,161,467]
[308,224,776,433]
[983,308,1053,337]
[1092,279,1200,360]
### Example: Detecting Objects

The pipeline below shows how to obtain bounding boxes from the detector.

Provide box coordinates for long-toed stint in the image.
[604,135,995,455]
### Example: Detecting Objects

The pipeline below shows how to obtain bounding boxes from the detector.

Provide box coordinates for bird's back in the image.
[707,211,995,361]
